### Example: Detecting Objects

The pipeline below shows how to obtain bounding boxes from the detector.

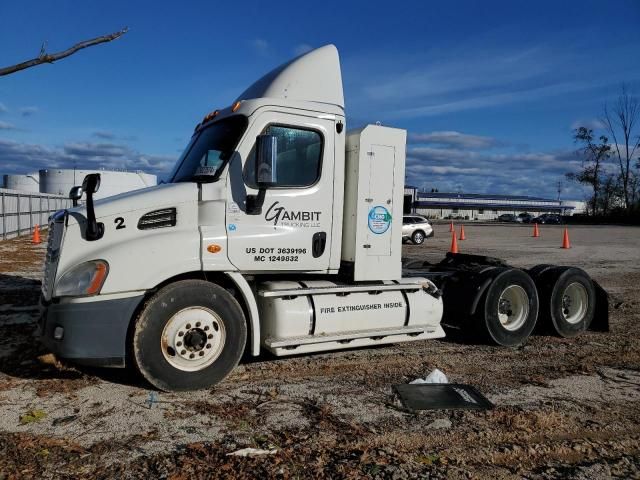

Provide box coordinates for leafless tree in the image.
[0,28,128,77]
[603,85,640,210]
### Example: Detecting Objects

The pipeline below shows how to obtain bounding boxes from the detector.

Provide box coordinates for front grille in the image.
[42,217,64,300]
[137,208,177,230]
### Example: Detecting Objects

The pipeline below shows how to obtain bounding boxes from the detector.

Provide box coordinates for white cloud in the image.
[0,138,176,176]
[361,47,550,104]
[0,102,7,113]
[0,121,16,130]
[343,38,639,121]
[408,131,499,149]
[250,38,270,55]
[19,106,38,117]
[411,165,483,175]
[571,118,606,130]
[293,43,313,56]
[387,81,587,119]
[404,141,586,199]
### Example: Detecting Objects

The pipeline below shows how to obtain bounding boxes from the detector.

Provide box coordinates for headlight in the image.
[55,260,109,297]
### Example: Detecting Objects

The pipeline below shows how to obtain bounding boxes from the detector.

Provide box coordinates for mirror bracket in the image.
[81,173,104,241]
[246,189,266,215]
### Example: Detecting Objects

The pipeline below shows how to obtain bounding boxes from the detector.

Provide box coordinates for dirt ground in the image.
[0,223,639,479]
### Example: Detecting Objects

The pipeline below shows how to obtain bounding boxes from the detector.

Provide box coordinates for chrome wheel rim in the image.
[161,307,226,372]
[562,282,588,324]
[498,285,529,331]
[414,232,424,243]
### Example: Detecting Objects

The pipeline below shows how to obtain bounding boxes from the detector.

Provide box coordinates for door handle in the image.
[312,232,326,258]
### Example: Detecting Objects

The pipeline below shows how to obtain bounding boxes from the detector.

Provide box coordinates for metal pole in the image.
[1,192,5,240]
[16,192,20,237]
[28,194,32,233]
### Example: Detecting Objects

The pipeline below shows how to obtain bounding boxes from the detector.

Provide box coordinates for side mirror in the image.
[81,173,104,241]
[82,173,101,194]
[69,186,83,206]
[255,134,278,187]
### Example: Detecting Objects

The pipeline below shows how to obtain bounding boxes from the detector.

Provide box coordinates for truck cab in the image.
[39,45,445,390]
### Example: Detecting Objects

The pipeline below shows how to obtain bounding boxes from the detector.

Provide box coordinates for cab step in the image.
[263,324,446,356]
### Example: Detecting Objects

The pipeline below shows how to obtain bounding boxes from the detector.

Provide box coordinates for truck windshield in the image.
[169,115,248,183]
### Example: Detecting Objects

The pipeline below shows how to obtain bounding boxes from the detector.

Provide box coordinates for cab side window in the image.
[244,125,323,188]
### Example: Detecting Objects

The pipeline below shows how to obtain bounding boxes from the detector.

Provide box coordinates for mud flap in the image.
[590,280,609,332]
[393,383,494,411]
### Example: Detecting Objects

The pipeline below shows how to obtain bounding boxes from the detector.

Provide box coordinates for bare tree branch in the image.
[0,27,128,77]
[602,84,640,210]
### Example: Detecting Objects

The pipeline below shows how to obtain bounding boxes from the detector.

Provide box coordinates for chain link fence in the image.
[0,188,72,240]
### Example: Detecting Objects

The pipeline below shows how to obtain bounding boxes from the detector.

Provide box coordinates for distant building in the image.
[404,188,580,220]
[3,168,157,200]
[2,172,40,192]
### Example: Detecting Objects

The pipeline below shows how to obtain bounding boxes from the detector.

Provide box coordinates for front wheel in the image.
[132,280,247,391]
[412,231,425,245]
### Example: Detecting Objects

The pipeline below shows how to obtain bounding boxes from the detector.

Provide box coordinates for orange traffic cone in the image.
[450,230,459,254]
[532,223,540,238]
[561,228,571,249]
[449,221,454,232]
[459,224,466,241]
[32,224,41,244]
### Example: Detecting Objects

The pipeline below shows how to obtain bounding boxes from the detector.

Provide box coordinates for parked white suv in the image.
[402,215,434,244]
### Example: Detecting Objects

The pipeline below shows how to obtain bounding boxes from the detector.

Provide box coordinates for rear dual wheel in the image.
[532,266,595,337]
[476,269,539,347]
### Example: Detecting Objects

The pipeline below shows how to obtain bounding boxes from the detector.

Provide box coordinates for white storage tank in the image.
[2,173,40,192]
[39,169,157,199]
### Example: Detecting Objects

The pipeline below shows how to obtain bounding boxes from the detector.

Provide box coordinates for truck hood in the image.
[66,182,199,225]
[55,181,203,296]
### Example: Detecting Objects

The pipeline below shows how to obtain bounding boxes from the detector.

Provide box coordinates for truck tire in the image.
[535,267,595,337]
[527,264,553,279]
[476,269,539,347]
[132,280,247,391]
[412,231,425,245]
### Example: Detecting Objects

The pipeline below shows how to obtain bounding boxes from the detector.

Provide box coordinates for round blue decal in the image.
[368,205,392,234]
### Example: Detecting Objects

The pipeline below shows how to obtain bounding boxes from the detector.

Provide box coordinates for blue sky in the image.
[1,0,639,200]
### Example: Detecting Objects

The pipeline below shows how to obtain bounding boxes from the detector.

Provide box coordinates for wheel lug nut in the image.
[186,323,191,329]
[204,326,209,331]
[208,334,213,339]
[177,341,182,347]
[206,343,211,349]
[181,350,186,355]
[189,353,195,359]
[196,322,201,327]
[178,331,184,337]
[199,351,204,356]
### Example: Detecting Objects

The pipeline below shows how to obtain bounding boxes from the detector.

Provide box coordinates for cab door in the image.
[225,110,335,272]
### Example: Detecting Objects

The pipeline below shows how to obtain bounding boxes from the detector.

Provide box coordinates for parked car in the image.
[533,213,562,224]
[518,212,535,223]
[402,215,434,244]
[497,213,519,223]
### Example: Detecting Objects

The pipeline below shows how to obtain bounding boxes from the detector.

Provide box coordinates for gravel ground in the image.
[0,223,639,479]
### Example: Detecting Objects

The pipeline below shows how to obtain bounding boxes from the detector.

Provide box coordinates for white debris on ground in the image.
[227,448,278,457]
[410,368,448,384]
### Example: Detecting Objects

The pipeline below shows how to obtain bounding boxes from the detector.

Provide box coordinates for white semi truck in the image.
[39,45,607,391]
